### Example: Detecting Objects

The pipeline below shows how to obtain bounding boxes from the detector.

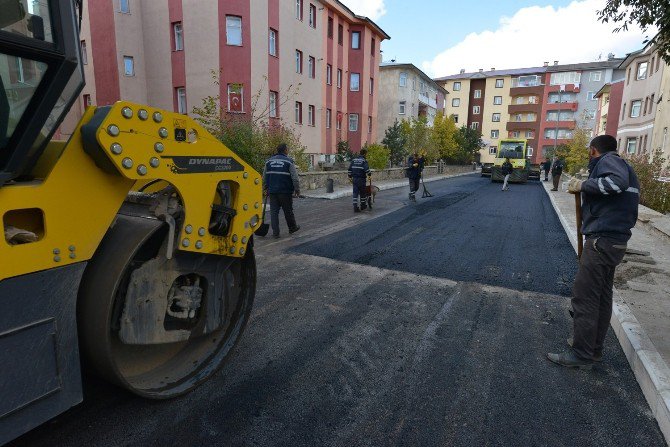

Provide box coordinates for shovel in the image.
[255,193,270,237]
[569,190,583,259]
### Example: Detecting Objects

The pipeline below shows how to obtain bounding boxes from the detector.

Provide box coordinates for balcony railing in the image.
[419,93,437,109]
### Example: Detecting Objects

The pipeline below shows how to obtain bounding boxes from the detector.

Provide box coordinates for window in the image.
[514,75,541,87]
[226,16,242,46]
[452,114,459,123]
[308,105,315,126]
[489,146,497,155]
[83,94,92,108]
[336,111,342,130]
[587,91,596,101]
[529,95,538,104]
[119,0,129,13]
[371,38,376,56]
[527,147,534,156]
[80,40,88,65]
[308,56,315,78]
[637,62,648,80]
[296,0,303,20]
[495,79,503,88]
[173,23,183,51]
[550,71,581,85]
[491,130,499,139]
[269,29,277,56]
[630,100,642,118]
[584,109,596,120]
[369,77,374,95]
[338,24,343,45]
[337,69,342,88]
[351,31,360,49]
[473,89,481,99]
[473,105,480,114]
[590,71,601,82]
[295,50,303,73]
[626,137,637,154]
[227,84,244,113]
[451,98,460,107]
[309,4,316,28]
[471,122,479,130]
[328,17,333,38]
[493,96,502,105]
[326,108,331,128]
[350,73,360,91]
[511,131,520,138]
[123,56,134,76]
[295,101,303,124]
[269,91,278,118]
[492,113,500,122]
[453,81,461,91]
[326,64,332,85]
[399,72,407,87]
[349,113,359,132]
[176,87,187,114]
[525,131,534,138]
[399,101,406,115]
[368,116,372,133]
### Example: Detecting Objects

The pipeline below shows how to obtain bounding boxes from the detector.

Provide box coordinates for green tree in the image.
[627,148,670,213]
[382,120,408,166]
[598,1,670,64]
[455,126,484,164]
[364,143,390,169]
[431,112,459,162]
[560,127,591,175]
[401,117,438,163]
[335,139,353,162]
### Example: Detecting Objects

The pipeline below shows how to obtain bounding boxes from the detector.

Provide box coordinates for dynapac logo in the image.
[162,156,244,174]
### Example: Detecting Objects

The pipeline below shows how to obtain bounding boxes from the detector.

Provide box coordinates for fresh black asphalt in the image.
[10,174,665,447]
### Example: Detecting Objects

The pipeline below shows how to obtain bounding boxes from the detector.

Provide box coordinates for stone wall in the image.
[298,165,474,190]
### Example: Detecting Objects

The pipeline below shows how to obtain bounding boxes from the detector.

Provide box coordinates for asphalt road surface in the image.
[11,174,665,447]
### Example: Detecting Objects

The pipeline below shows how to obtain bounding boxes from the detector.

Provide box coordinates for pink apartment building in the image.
[61,0,389,166]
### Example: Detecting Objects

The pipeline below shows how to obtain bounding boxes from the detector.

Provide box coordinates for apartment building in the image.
[650,59,670,161]
[60,0,389,166]
[594,79,625,136]
[617,41,666,157]
[377,63,447,136]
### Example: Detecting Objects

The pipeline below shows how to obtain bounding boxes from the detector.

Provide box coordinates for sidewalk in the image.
[302,171,477,199]
[543,177,670,444]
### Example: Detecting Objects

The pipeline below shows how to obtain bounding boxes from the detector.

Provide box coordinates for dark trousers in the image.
[571,237,626,360]
[352,178,367,207]
[408,177,420,193]
[544,169,549,181]
[269,193,297,236]
[552,173,562,190]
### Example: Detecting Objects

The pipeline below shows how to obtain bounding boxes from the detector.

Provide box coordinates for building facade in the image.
[617,42,666,157]
[60,0,389,167]
[594,79,625,136]
[377,63,446,137]
[650,59,670,162]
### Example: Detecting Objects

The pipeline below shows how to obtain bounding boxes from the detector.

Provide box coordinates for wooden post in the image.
[571,191,583,259]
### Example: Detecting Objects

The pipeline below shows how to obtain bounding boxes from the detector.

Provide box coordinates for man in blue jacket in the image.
[348,149,371,212]
[406,151,424,201]
[263,143,301,238]
[547,135,639,369]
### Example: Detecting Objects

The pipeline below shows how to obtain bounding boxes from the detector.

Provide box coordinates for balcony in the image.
[547,83,580,93]
[543,120,576,129]
[545,101,578,111]
[506,121,537,131]
[419,93,437,109]
[508,103,541,114]
[510,85,545,98]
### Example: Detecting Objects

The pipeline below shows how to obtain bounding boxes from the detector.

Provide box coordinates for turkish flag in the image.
[228,84,243,113]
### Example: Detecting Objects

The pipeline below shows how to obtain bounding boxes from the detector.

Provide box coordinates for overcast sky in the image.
[340,0,653,78]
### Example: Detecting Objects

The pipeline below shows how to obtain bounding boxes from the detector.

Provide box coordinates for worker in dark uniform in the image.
[406,151,424,201]
[263,143,301,238]
[543,159,551,181]
[547,135,640,369]
[550,157,564,191]
[501,157,513,191]
[348,148,371,212]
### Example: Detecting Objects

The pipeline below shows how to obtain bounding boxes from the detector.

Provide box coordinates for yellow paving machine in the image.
[490,139,531,183]
[0,1,260,443]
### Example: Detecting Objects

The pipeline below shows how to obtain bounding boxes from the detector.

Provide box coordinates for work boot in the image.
[567,337,603,362]
[360,202,367,211]
[546,351,593,370]
[354,205,360,213]
[289,225,301,234]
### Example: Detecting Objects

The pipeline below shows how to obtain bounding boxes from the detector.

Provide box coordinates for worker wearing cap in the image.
[547,135,639,369]
[406,151,424,201]
[263,143,301,238]
[348,149,371,212]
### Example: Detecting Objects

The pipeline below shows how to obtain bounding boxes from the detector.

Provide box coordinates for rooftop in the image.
[380,62,448,94]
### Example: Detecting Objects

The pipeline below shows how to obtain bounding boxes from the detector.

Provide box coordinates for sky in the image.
[340,0,653,78]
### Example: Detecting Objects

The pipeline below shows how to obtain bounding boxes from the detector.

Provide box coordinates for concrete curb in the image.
[302,171,476,200]
[542,181,670,445]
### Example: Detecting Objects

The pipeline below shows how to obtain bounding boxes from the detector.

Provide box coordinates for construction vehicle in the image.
[0,1,261,443]
[490,139,531,183]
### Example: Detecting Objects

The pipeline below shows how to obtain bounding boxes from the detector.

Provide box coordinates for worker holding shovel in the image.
[547,135,640,370]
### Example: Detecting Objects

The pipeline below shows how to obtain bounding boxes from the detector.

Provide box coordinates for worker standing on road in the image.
[543,159,551,181]
[263,143,301,238]
[501,157,513,191]
[550,158,564,191]
[406,151,424,201]
[547,135,640,369]
[348,149,371,212]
